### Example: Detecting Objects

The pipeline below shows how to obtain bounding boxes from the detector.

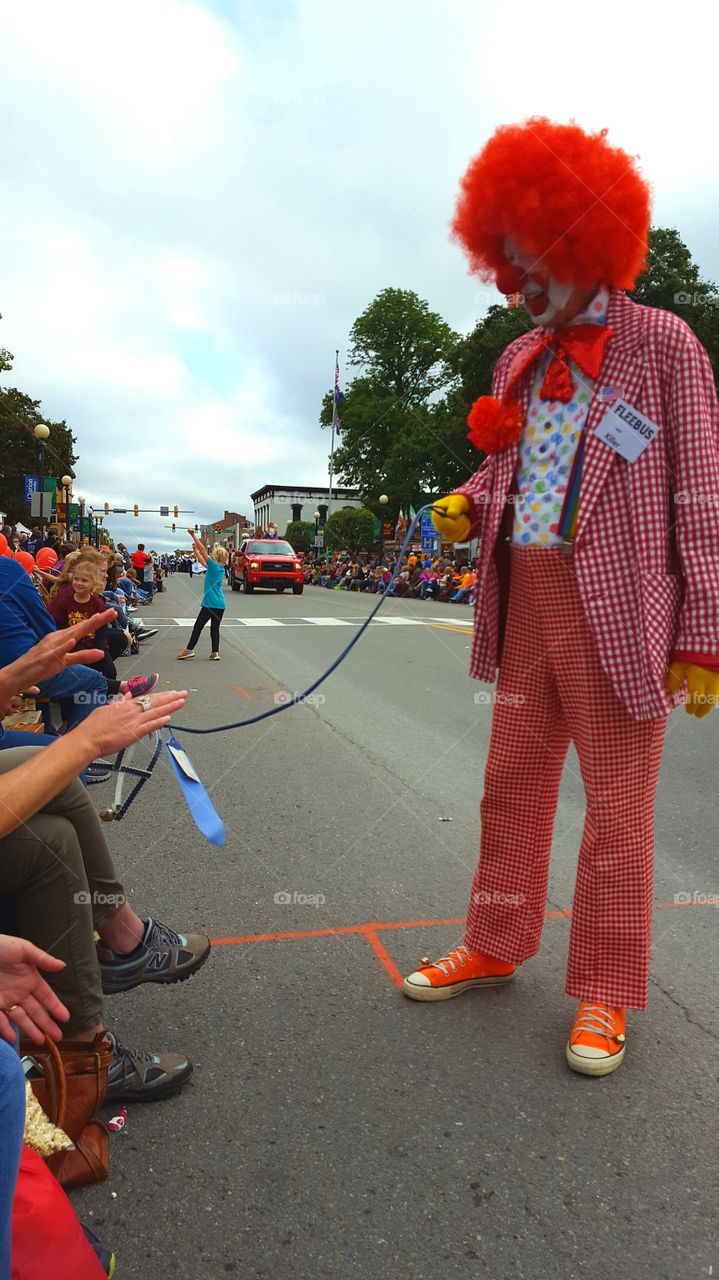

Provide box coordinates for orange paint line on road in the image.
[361,928,405,989]
[210,899,709,949]
[231,685,253,699]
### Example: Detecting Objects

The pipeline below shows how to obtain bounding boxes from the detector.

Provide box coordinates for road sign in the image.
[314,533,324,548]
[160,505,169,517]
[23,475,40,503]
[31,492,53,517]
[420,513,435,538]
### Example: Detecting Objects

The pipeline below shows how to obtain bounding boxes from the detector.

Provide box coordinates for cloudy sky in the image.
[1,0,717,549]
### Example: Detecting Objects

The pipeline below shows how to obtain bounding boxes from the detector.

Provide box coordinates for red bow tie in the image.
[537,324,613,402]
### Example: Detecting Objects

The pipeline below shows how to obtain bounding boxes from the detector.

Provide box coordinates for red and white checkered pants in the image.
[464,546,666,1009]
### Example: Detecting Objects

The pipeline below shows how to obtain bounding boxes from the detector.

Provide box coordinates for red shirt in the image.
[131,550,149,572]
[48,586,109,651]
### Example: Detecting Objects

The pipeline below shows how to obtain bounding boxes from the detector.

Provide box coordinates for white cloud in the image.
[1,0,717,547]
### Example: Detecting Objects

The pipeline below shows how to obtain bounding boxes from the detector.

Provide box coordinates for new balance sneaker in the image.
[566,1002,626,1077]
[176,648,194,660]
[98,916,211,994]
[209,652,220,661]
[403,944,516,1001]
[125,673,160,698]
[105,1031,192,1103]
[81,1224,116,1278]
[86,760,112,782]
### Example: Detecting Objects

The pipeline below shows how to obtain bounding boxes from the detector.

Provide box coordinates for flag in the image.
[408,505,417,524]
[395,512,406,540]
[333,354,345,433]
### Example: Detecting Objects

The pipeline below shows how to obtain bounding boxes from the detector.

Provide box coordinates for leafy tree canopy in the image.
[284,519,313,552]
[324,507,376,556]
[0,386,78,523]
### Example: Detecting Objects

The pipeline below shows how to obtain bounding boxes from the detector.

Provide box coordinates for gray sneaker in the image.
[98,917,211,995]
[105,1031,192,1103]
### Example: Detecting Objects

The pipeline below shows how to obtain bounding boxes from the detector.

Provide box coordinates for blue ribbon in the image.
[164,734,225,846]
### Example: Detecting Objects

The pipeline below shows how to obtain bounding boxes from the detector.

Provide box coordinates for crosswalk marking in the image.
[369,617,425,625]
[234,617,284,626]
[157,616,468,629]
[301,616,353,626]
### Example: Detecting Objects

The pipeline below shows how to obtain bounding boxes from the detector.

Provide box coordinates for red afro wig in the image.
[452,117,651,291]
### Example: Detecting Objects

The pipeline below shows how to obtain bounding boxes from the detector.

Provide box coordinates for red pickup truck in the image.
[230,538,304,594]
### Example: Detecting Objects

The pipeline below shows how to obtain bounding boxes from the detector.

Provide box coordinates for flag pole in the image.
[327,347,338,517]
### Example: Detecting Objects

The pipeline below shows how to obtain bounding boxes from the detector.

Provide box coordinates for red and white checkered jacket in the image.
[456,289,719,720]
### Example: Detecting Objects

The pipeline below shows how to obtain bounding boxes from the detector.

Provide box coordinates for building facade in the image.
[199,509,252,551]
[250,485,362,536]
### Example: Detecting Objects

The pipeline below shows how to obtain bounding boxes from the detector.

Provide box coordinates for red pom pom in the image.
[467,397,524,453]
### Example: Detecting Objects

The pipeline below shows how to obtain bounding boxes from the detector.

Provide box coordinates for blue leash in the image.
[170,504,442,735]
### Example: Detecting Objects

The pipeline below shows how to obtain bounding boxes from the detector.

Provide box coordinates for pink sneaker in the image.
[125,673,159,699]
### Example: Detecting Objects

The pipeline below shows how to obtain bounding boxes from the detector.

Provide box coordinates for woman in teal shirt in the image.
[177,532,228,661]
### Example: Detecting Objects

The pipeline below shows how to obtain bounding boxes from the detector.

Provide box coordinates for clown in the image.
[403,119,719,1076]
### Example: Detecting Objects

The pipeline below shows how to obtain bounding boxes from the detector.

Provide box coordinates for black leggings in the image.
[188,607,224,652]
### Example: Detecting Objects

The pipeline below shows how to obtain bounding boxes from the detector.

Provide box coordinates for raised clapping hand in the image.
[0,935,70,1044]
[82,688,188,759]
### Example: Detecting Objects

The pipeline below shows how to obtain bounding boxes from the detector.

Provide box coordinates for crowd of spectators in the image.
[302,549,478,604]
[0,519,209,1275]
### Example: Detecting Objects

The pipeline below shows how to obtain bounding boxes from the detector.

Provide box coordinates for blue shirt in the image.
[202,558,226,610]
[0,558,56,670]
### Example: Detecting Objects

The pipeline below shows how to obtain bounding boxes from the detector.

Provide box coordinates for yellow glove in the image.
[431,494,472,544]
[666,661,719,718]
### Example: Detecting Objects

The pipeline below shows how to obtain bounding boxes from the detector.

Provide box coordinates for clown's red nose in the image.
[494,264,526,296]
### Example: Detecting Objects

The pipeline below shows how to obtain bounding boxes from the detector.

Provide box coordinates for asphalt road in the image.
[75,572,718,1280]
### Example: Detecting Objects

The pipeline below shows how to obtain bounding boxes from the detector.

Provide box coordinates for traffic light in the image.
[172,523,176,532]
[104,502,110,516]
[173,505,179,519]
[133,504,139,517]
[194,524,199,533]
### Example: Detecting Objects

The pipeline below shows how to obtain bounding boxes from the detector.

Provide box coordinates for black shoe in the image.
[105,1031,192,1103]
[136,627,158,640]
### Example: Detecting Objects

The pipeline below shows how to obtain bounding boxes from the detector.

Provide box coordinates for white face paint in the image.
[502,236,576,327]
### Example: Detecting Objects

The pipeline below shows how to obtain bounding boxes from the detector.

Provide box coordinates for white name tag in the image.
[167,742,201,783]
[594,399,661,463]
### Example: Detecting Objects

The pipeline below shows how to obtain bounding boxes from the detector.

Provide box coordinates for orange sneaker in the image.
[402,944,516,1001]
[566,1002,627,1076]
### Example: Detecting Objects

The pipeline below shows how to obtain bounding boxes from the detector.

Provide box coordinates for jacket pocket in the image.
[639,571,683,681]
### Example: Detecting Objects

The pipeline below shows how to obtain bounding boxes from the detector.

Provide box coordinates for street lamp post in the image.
[378,493,389,563]
[78,497,86,545]
[61,475,73,541]
[313,510,321,559]
[33,423,50,534]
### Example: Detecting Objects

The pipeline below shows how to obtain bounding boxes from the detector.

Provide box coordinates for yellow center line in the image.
[424,622,473,635]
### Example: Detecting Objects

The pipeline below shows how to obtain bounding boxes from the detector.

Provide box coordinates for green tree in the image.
[324,507,376,556]
[320,288,458,513]
[0,349,12,374]
[631,226,719,382]
[284,519,313,553]
[0,385,78,523]
[348,287,457,404]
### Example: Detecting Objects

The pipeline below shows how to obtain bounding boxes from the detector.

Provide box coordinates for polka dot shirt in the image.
[512,286,610,547]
